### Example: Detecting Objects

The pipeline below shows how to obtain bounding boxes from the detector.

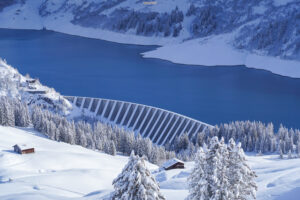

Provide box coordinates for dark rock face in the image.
[0,0,17,12]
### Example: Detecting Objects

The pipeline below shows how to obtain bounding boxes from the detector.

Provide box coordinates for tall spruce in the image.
[227,138,257,199]
[187,147,208,200]
[187,137,257,200]
[111,151,165,200]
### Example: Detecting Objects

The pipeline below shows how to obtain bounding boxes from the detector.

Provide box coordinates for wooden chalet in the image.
[13,144,35,154]
[161,158,184,170]
[26,79,37,84]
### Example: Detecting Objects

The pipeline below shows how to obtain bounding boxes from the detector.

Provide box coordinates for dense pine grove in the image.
[1,96,299,163]
[0,97,175,165]
[72,6,184,37]
[187,137,257,200]
[169,121,300,161]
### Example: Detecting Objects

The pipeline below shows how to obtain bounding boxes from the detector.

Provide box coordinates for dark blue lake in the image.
[0,29,299,130]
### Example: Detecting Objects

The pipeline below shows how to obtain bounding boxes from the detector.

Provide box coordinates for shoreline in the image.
[0,25,299,79]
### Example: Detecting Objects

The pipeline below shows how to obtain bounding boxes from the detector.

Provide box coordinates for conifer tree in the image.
[187,147,208,200]
[111,151,165,200]
[187,137,257,200]
[205,137,230,200]
[227,139,257,200]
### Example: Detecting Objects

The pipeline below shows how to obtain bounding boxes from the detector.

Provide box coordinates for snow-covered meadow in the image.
[1,126,300,200]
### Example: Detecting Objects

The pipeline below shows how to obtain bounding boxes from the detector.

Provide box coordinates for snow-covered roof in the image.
[26,78,37,82]
[14,144,34,151]
[161,158,184,169]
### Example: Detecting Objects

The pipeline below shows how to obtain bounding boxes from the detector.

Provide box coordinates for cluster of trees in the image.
[186,1,259,38]
[74,7,184,37]
[40,0,126,17]
[169,121,300,161]
[110,137,257,200]
[2,96,300,163]
[0,97,260,199]
[0,97,30,127]
[0,0,17,12]
[32,106,175,164]
[187,137,257,200]
[234,3,300,60]
[0,97,175,165]
[111,151,165,200]
[187,5,219,37]
[186,1,299,60]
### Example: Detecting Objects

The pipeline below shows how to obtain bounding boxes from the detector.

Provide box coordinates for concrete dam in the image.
[65,96,212,145]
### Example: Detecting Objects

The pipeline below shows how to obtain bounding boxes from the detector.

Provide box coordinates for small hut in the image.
[161,158,184,170]
[13,144,35,154]
[26,79,37,84]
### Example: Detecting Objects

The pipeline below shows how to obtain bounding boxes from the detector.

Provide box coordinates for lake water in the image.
[0,29,299,130]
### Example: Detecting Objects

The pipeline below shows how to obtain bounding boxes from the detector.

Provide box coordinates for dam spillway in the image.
[65,96,212,145]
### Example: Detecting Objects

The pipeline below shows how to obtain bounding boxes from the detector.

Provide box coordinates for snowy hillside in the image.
[1,125,300,200]
[0,58,82,116]
[0,0,299,77]
[0,126,158,200]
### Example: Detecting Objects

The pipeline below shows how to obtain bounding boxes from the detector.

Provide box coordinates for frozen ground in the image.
[1,126,300,199]
[0,126,158,200]
[142,35,300,79]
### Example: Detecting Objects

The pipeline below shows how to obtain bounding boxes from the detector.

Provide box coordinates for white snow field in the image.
[1,126,300,200]
[142,35,300,79]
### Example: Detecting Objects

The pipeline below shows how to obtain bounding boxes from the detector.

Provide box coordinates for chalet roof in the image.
[13,144,34,151]
[26,79,37,83]
[24,89,47,94]
[161,158,184,169]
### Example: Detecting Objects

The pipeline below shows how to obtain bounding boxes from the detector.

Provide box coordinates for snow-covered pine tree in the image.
[296,140,300,158]
[0,98,15,126]
[110,141,116,156]
[14,100,30,127]
[186,147,208,200]
[205,136,230,200]
[279,147,284,159]
[111,151,165,200]
[288,149,292,159]
[227,138,257,200]
[218,137,231,199]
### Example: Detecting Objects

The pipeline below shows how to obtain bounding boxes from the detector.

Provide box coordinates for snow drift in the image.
[1,126,300,199]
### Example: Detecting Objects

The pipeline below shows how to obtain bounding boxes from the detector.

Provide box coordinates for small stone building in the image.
[161,158,184,170]
[13,144,35,154]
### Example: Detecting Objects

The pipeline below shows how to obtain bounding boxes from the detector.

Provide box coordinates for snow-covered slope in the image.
[154,154,300,200]
[0,126,158,200]
[142,34,300,78]
[1,126,300,200]
[0,0,299,78]
[0,59,85,117]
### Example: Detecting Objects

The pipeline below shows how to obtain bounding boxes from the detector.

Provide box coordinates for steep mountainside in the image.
[0,0,299,61]
[0,59,74,115]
